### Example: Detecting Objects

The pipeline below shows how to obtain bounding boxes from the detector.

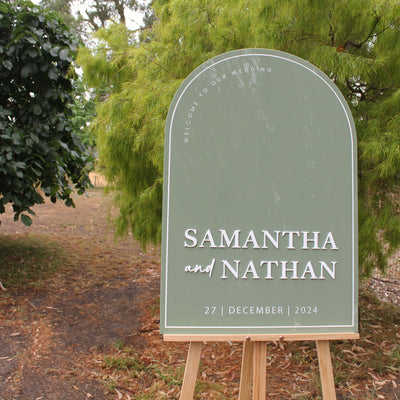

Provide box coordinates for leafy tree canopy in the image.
[79,0,400,276]
[0,0,92,226]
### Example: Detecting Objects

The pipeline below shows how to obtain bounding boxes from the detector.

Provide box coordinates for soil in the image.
[0,188,160,399]
[0,188,399,399]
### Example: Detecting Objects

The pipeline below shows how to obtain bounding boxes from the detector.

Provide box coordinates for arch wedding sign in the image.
[161,49,358,399]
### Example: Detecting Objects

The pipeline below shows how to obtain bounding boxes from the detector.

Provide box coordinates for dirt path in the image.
[0,189,160,399]
[1,189,400,400]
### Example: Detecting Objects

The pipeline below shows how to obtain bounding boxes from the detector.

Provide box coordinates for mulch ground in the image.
[0,188,160,399]
[0,188,399,399]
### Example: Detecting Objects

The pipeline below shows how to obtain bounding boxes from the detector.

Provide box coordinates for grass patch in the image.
[0,234,69,289]
[104,354,147,372]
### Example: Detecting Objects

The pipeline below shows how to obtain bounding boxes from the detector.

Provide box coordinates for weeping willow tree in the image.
[78,0,400,276]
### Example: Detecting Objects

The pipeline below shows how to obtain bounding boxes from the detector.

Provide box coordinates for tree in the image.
[39,0,77,29]
[39,0,146,43]
[78,0,400,276]
[0,0,92,226]
[69,78,97,149]
[71,0,142,37]
[81,0,139,30]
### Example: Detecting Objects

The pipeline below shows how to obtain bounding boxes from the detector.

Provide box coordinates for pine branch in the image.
[373,16,400,38]
[366,84,394,102]
[205,8,231,44]
[328,10,335,46]
[113,0,126,26]
[148,59,179,79]
[359,15,381,47]
[130,26,152,34]
[83,16,101,32]
[338,14,400,53]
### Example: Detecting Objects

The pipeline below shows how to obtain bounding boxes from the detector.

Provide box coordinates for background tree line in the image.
[2,0,400,277]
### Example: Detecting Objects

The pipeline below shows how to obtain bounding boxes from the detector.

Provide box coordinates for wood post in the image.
[238,340,267,400]
[252,342,267,400]
[239,340,254,400]
[179,342,203,400]
[316,340,337,400]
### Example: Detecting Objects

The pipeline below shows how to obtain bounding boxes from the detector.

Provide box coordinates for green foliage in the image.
[69,78,97,148]
[79,0,400,276]
[0,0,92,225]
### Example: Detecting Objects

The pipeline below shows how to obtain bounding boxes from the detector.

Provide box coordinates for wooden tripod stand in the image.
[164,333,359,400]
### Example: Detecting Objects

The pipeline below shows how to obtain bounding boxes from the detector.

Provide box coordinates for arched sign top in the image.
[161,49,357,335]
[168,49,356,148]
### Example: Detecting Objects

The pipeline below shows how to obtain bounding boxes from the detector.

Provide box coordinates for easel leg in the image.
[179,342,203,400]
[239,340,254,400]
[316,340,337,400]
[252,342,267,400]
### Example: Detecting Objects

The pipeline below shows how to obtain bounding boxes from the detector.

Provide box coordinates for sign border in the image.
[162,49,358,333]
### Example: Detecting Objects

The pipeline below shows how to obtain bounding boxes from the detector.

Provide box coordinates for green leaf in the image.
[21,65,31,78]
[26,36,37,45]
[33,104,42,115]
[11,132,21,144]
[50,45,60,57]
[43,41,51,51]
[48,67,58,80]
[30,132,39,143]
[59,48,69,60]
[30,165,39,174]
[28,48,38,58]
[2,60,12,70]
[2,192,11,203]
[21,214,33,226]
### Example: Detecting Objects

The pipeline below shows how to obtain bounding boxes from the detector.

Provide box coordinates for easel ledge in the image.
[164,332,359,342]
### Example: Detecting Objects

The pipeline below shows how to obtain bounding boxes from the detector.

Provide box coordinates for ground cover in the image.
[0,188,399,399]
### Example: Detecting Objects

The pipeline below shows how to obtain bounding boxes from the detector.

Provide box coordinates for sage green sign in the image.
[161,49,357,335]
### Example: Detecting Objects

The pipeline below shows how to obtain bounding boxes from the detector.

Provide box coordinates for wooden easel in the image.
[164,333,359,400]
